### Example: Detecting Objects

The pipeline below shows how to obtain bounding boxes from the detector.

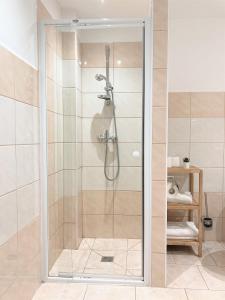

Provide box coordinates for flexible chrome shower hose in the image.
[104,90,120,181]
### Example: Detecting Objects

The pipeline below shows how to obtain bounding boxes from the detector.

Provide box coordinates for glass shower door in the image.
[43,20,145,281]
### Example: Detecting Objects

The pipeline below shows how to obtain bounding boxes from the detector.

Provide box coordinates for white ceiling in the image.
[169,0,225,19]
[57,0,150,18]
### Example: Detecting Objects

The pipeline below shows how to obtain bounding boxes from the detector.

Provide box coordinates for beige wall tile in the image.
[113,42,143,68]
[0,146,16,196]
[152,144,167,181]
[56,31,62,58]
[114,191,142,215]
[153,0,168,30]
[152,181,166,217]
[46,45,56,81]
[114,215,142,239]
[151,253,166,287]
[168,92,191,117]
[153,31,168,69]
[191,92,225,117]
[64,196,77,223]
[16,145,39,188]
[64,223,78,249]
[81,43,113,68]
[202,193,223,218]
[83,190,113,215]
[0,191,17,246]
[47,78,57,112]
[190,143,224,168]
[153,107,167,143]
[0,96,15,145]
[153,69,167,107]
[14,57,38,106]
[115,167,142,191]
[46,26,57,51]
[204,218,222,241]
[47,112,56,143]
[168,118,190,142]
[191,118,224,142]
[152,217,166,253]
[62,32,76,60]
[0,47,14,98]
[83,214,113,238]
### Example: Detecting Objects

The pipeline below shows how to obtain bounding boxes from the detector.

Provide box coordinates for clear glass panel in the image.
[45,22,144,280]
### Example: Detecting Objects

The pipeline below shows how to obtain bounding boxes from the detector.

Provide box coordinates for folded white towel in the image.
[168,192,192,204]
[167,222,198,239]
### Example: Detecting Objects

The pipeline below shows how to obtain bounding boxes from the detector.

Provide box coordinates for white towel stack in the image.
[167,222,198,240]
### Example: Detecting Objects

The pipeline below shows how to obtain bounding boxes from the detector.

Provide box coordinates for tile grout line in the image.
[184,288,189,300]
[82,284,89,300]
[196,265,210,290]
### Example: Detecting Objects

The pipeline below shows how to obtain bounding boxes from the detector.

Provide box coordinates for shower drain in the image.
[101,256,114,262]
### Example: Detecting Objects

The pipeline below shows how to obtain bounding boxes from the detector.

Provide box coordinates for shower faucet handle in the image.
[98,131,117,143]
[97,94,111,100]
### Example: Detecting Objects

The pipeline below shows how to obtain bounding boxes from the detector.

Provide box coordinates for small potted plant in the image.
[183,157,190,169]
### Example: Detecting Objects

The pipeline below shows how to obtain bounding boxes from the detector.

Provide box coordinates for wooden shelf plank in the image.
[168,165,201,174]
[167,200,199,210]
[167,239,199,246]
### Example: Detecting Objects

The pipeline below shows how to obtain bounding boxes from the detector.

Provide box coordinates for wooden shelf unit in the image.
[167,166,203,257]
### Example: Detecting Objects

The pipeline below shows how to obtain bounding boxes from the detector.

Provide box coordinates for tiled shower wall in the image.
[46,25,64,269]
[151,0,168,287]
[62,32,83,249]
[81,42,143,239]
[0,46,40,298]
[168,92,225,241]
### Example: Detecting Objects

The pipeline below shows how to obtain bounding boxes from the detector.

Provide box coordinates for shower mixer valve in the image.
[98,130,117,143]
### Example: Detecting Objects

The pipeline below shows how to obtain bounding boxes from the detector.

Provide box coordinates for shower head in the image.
[95,74,107,81]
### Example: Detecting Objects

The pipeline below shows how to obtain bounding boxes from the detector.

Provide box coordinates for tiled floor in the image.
[33,241,225,300]
[49,238,142,278]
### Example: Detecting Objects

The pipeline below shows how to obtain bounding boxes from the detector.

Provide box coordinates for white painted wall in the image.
[41,0,62,19]
[0,0,38,68]
[0,0,62,69]
[168,17,225,91]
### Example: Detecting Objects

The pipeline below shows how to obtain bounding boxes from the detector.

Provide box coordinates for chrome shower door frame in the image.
[39,17,153,286]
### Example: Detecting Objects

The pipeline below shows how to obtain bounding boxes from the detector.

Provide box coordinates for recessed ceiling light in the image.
[117,60,122,65]
[100,0,105,4]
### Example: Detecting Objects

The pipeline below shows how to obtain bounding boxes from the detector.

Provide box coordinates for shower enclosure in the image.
[39,18,152,284]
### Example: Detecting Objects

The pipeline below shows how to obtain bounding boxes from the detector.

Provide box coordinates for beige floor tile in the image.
[78,239,95,250]
[167,265,207,289]
[33,283,65,300]
[203,242,224,253]
[127,239,142,251]
[127,251,142,269]
[84,267,126,276]
[126,269,142,276]
[85,250,127,271]
[61,283,87,300]
[72,250,91,273]
[198,265,225,290]
[186,289,225,300]
[92,239,127,251]
[172,253,216,266]
[136,287,187,300]
[210,251,225,267]
[84,285,135,300]
[167,254,176,264]
[0,279,13,297]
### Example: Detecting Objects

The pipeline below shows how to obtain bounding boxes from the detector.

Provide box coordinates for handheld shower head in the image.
[95,74,106,81]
